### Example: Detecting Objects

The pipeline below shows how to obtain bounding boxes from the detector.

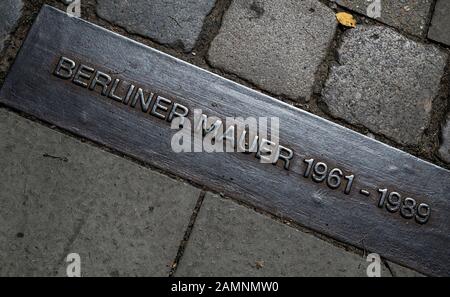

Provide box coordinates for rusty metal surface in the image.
[0,6,449,276]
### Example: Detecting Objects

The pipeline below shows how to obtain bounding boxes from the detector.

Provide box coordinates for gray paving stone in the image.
[438,113,450,163]
[0,109,200,276]
[176,193,394,277]
[0,0,23,53]
[207,0,337,101]
[428,0,450,46]
[322,25,448,146]
[334,0,433,37]
[96,0,216,52]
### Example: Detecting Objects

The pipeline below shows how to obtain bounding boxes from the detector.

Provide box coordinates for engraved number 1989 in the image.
[377,189,431,224]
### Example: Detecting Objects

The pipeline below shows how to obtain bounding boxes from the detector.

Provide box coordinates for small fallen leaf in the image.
[336,12,357,28]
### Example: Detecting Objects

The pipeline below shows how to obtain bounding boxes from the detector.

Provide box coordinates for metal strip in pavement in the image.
[0,6,449,276]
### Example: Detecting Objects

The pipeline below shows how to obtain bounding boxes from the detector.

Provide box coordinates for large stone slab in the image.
[428,0,450,46]
[0,0,23,53]
[438,114,450,163]
[0,109,200,276]
[322,25,448,146]
[96,0,216,52]
[176,193,397,276]
[335,0,433,37]
[208,0,337,101]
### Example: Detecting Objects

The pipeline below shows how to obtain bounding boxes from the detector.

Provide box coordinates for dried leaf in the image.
[336,12,356,28]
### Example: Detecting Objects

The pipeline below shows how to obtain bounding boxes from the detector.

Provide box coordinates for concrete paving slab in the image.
[0,109,200,276]
[176,193,398,277]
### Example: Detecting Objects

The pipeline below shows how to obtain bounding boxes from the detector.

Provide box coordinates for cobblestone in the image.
[428,0,450,46]
[0,0,23,53]
[322,25,448,146]
[334,0,433,37]
[96,0,216,52]
[207,0,337,101]
[438,113,450,163]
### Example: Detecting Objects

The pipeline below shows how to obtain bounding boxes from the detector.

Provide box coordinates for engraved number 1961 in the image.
[303,158,354,195]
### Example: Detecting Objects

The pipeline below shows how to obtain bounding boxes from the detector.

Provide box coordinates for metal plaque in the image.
[1,6,449,276]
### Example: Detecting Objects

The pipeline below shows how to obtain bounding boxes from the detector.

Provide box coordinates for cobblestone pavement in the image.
[0,0,448,276]
[208,0,337,101]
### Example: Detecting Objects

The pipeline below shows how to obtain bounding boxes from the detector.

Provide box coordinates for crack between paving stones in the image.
[382,258,396,277]
[425,0,439,38]
[190,0,234,57]
[52,206,93,276]
[168,190,206,277]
